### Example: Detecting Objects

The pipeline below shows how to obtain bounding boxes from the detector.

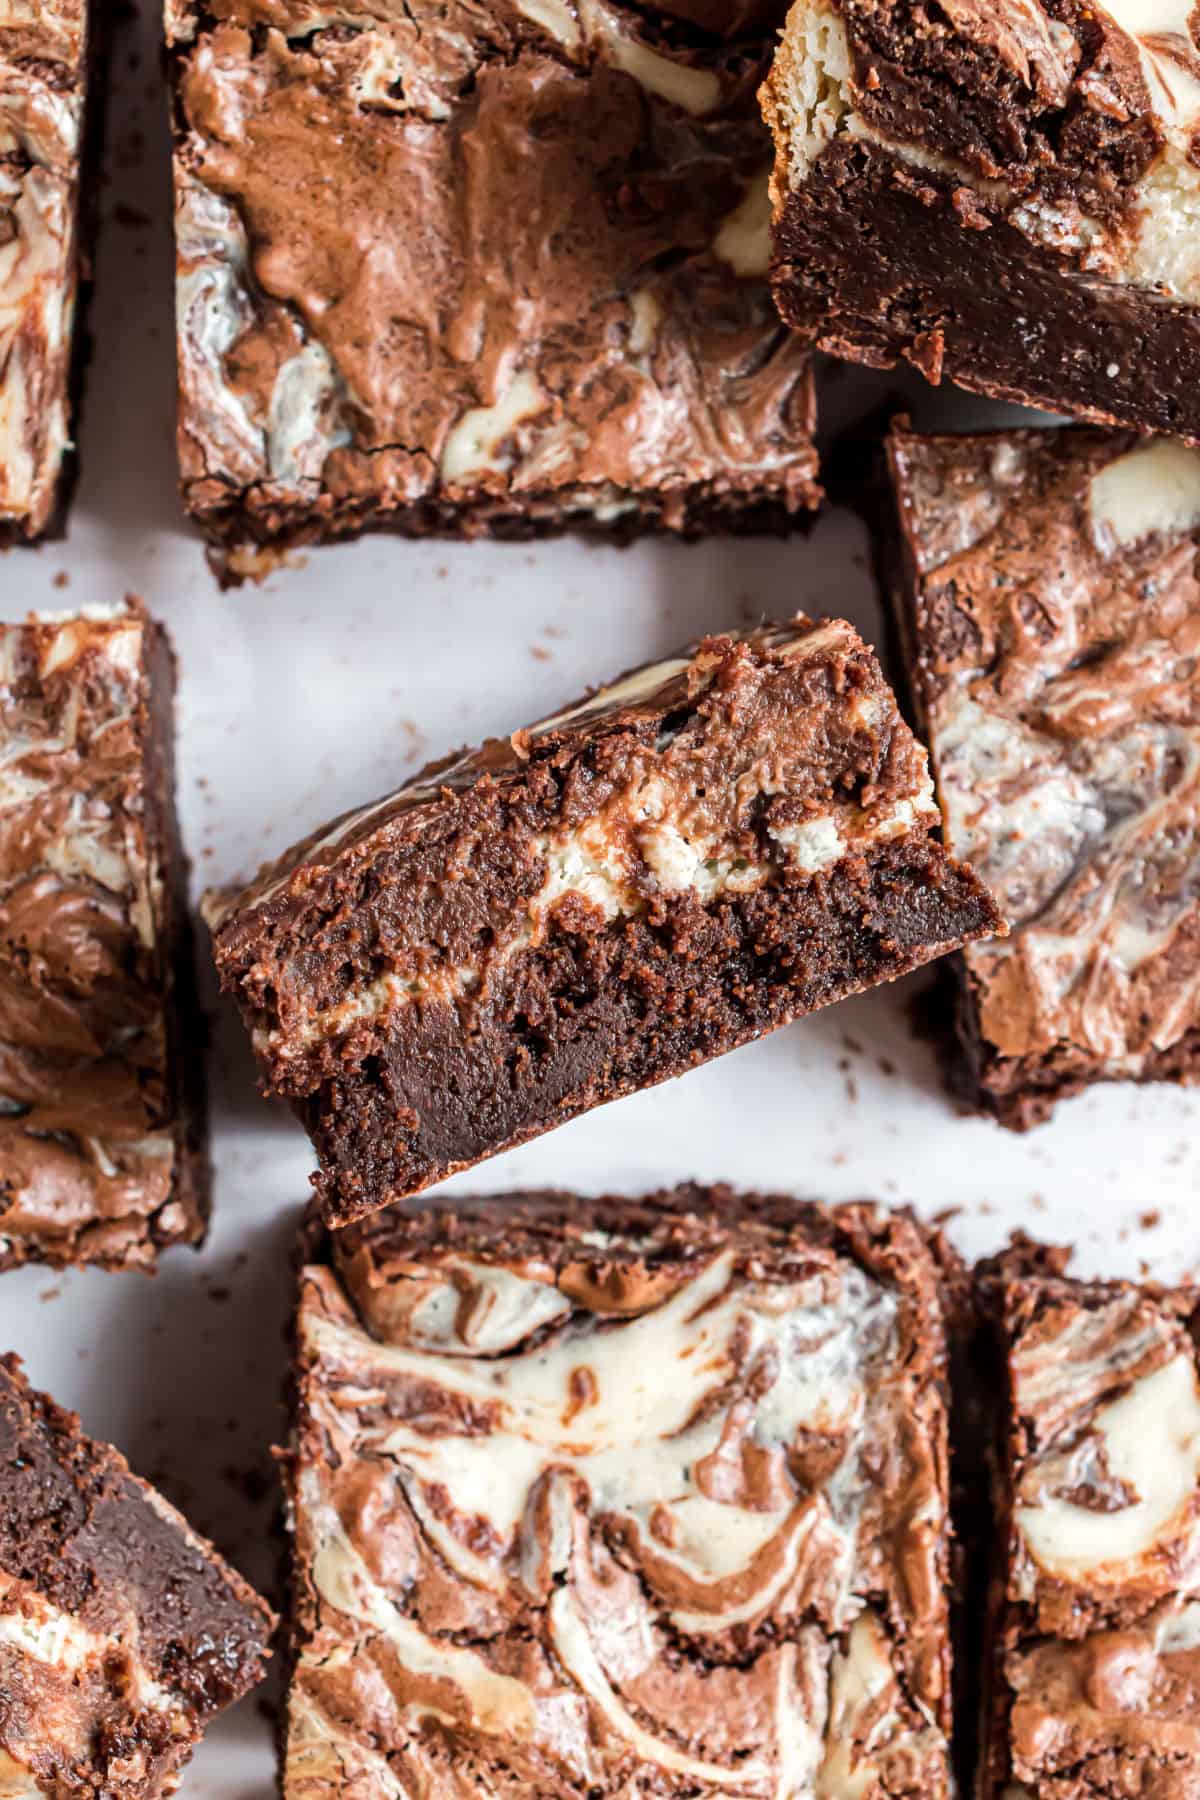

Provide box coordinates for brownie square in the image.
[0,604,208,1270]
[879,422,1200,1127]
[0,1354,273,1794]
[285,1187,956,1796]
[165,0,819,566]
[206,617,1001,1225]
[0,1,99,539]
[977,1245,1200,1799]
[762,0,1200,441]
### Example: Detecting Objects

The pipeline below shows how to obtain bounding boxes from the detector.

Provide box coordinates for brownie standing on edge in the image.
[0,606,208,1270]
[880,423,1200,1127]
[285,1187,957,1797]
[763,0,1200,440]
[206,618,1002,1225]
[165,0,819,568]
[0,2,97,538]
[0,1355,273,1795]
[977,1246,1200,1799]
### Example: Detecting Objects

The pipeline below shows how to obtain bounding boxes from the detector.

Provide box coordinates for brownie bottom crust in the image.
[773,144,1200,441]
[190,471,822,575]
[300,834,998,1224]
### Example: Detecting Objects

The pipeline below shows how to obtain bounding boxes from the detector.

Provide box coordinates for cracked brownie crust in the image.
[285,1186,957,1796]
[977,1244,1200,1800]
[0,605,209,1271]
[763,0,1200,438]
[167,0,819,564]
[206,616,1001,1225]
[879,422,1200,1128]
[0,1354,273,1797]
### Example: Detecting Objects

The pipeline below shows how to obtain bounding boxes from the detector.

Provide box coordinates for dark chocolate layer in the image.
[208,619,1002,1224]
[0,1355,273,1796]
[764,0,1200,438]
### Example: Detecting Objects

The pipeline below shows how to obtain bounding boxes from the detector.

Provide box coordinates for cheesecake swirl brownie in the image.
[977,1244,1200,1799]
[207,618,1001,1223]
[881,423,1200,1126]
[0,606,208,1270]
[166,0,818,564]
[0,1,98,538]
[285,1187,956,1796]
[0,1355,273,1797]
[763,0,1200,439]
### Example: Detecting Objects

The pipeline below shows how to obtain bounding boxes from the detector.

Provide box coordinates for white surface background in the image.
[4,3,1198,1792]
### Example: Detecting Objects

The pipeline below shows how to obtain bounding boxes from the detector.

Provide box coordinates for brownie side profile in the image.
[763,0,1200,439]
[976,1246,1200,1799]
[0,605,209,1270]
[165,0,819,568]
[285,1186,956,1796]
[206,617,1002,1224]
[880,422,1200,1128]
[0,1355,274,1795]
[0,1,97,539]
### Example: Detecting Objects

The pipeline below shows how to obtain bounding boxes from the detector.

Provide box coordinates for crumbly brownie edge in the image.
[142,616,211,1252]
[302,837,1001,1223]
[772,145,1200,442]
[0,1355,275,1712]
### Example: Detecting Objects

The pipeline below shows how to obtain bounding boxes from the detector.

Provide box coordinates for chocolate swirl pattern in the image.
[0,0,88,536]
[167,0,818,555]
[285,1190,955,1797]
[888,424,1200,1121]
[979,1253,1200,1797]
[0,607,206,1269]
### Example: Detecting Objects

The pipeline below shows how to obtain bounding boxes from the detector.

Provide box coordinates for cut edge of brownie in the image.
[0,1354,275,1792]
[208,619,1004,1224]
[762,3,1200,445]
[141,611,212,1260]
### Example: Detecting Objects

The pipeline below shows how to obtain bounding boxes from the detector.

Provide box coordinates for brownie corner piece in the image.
[208,617,1001,1225]
[0,1353,273,1795]
[877,420,1200,1127]
[285,1186,956,1796]
[977,1251,1200,1798]
[167,0,818,558]
[0,604,209,1270]
[763,0,1200,437]
[0,0,99,540]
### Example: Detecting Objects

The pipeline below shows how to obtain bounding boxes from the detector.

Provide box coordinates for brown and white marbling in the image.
[0,0,88,536]
[982,1257,1200,1799]
[286,1192,955,1798]
[0,607,205,1269]
[889,424,1200,1108]
[168,0,818,547]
